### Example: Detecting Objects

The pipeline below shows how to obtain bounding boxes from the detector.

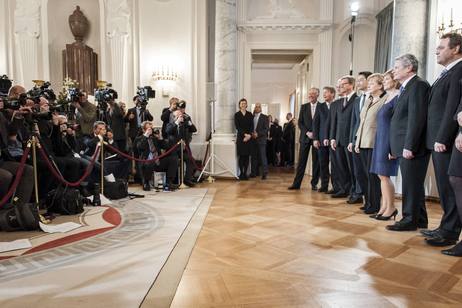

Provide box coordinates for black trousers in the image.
[310,147,320,188]
[359,149,381,212]
[292,141,312,187]
[431,151,461,239]
[329,147,341,192]
[352,152,366,197]
[141,155,178,183]
[0,162,34,205]
[238,155,250,176]
[251,142,268,176]
[317,146,330,190]
[335,145,352,194]
[399,154,430,226]
[450,176,462,235]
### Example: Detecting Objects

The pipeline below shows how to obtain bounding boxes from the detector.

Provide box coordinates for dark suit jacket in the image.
[426,61,462,149]
[124,107,154,140]
[449,101,462,176]
[349,94,366,144]
[328,99,342,140]
[333,93,357,146]
[313,102,329,143]
[390,75,430,157]
[254,113,269,145]
[282,120,295,144]
[161,107,173,138]
[107,102,126,141]
[298,102,319,144]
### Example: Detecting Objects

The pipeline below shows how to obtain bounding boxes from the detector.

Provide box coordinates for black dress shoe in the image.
[386,221,417,231]
[420,228,440,237]
[347,196,363,204]
[359,206,366,211]
[261,174,267,180]
[442,242,462,257]
[311,186,318,191]
[326,190,336,194]
[425,235,457,247]
[318,187,328,193]
[418,223,428,229]
[184,180,196,187]
[288,185,300,190]
[332,192,349,198]
[249,174,256,178]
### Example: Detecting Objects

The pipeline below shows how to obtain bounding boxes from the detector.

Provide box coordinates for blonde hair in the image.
[383,69,401,90]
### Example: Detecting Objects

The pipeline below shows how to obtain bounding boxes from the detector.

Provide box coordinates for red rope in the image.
[185,144,203,171]
[38,146,100,187]
[0,147,31,207]
[104,142,180,163]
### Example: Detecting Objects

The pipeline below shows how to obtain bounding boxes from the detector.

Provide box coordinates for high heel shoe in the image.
[370,213,382,219]
[376,209,398,221]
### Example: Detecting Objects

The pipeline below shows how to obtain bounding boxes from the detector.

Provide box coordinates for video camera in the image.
[136,86,155,108]
[27,80,56,103]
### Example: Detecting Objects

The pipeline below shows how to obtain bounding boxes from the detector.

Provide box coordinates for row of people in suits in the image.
[286,32,462,257]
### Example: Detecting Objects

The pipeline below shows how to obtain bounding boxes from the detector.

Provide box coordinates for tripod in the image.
[197,100,238,182]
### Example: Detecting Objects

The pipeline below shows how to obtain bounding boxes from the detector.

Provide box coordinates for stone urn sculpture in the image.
[68,6,89,43]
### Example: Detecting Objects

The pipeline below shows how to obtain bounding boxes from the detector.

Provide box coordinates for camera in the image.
[0,75,12,97]
[94,83,117,110]
[136,86,155,108]
[3,93,28,110]
[27,80,56,103]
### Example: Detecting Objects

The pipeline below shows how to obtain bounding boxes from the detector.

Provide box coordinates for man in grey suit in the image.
[250,103,269,180]
[387,54,430,231]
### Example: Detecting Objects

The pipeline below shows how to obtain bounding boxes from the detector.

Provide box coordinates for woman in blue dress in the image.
[370,70,400,220]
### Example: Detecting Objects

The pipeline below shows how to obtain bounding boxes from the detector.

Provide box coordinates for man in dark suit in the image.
[124,95,154,145]
[387,53,430,231]
[422,33,462,246]
[282,113,295,167]
[313,86,335,192]
[107,98,127,152]
[443,103,462,256]
[327,82,344,195]
[348,71,372,205]
[161,97,179,139]
[288,88,320,189]
[250,103,269,179]
[330,76,357,199]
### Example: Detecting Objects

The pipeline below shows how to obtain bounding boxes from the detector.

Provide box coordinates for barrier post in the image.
[100,139,104,195]
[179,139,188,189]
[31,136,50,224]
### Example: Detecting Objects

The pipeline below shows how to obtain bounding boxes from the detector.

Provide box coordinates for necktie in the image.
[311,104,316,119]
[434,68,449,85]
[359,94,366,111]
[398,86,404,97]
[343,97,347,107]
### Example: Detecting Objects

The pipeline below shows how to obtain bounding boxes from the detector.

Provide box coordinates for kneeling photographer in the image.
[134,121,178,191]
[165,101,197,187]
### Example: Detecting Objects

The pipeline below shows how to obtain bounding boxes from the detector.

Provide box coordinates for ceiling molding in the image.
[237,22,332,33]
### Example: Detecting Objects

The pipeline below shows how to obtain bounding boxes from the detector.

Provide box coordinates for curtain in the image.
[374,2,394,73]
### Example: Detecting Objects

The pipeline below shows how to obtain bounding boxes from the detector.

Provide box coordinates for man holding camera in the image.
[161,97,179,139]
[135,121,179,191]
[166,102,197,187]
[125,95,154,144]
[106,94,127,152]
[73,92,97,146]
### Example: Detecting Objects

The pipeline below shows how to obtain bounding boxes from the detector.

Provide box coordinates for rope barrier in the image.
[38,145,101,187]
[0,147,31,207]
[185,144,203,171]
[104,142,181,163]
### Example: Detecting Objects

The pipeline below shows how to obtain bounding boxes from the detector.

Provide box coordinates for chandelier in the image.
[437,8,462,38]
[152,65,179,81]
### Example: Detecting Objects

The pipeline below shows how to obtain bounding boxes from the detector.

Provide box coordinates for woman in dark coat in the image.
[234,98,253,180]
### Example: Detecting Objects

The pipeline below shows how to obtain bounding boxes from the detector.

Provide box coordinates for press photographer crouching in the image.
[165,101,197,187]
[134,121,178,191]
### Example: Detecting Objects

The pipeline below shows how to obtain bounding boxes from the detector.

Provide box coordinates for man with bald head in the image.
[250,102,269,180]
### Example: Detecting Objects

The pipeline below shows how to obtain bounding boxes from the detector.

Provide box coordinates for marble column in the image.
[214,0,237,135]
[391,0,429,76]
[14,0,41,88]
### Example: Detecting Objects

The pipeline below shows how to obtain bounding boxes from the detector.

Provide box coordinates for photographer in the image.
[106,95,127,152]
[165,103,197,187]
[73,92,97,145]
[125,95,153,144]
[134,121,178,191]
[161,97,179,139]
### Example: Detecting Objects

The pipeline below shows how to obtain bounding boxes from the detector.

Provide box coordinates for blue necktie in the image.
[399,85,404,97]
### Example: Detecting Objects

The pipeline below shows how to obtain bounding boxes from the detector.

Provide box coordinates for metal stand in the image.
[30,136,50,224]
[100,139,105,195]
[179,140,188,189]
[197,100,238,182]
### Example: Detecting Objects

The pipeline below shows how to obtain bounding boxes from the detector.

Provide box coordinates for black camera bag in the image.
[104,179,128,200]
[46,186,84,215]
[0,203,22,231]
[0,202,40,231]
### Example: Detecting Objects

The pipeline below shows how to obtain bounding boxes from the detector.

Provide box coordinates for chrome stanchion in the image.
[31,136,50,224]
[179,139,188,189]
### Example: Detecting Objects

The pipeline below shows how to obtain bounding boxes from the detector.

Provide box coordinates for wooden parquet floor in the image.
[170,169,462,307]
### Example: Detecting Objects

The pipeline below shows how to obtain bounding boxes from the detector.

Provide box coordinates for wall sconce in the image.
[152,65,179,81]
[437,8,462,38]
